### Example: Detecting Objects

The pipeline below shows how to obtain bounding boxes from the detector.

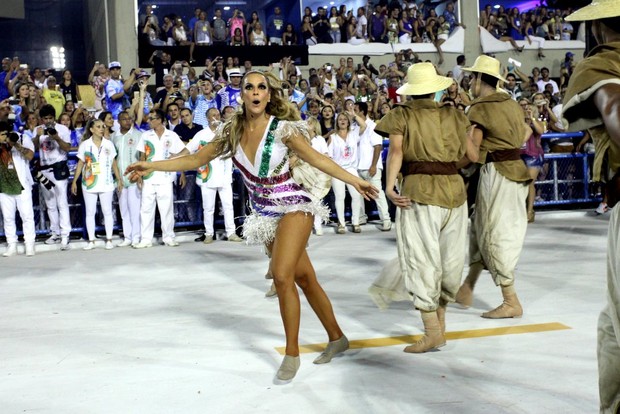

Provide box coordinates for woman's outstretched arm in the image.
[285,133,379,200]
[125,141,220,181]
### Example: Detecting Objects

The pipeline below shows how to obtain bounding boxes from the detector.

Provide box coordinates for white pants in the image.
[348,37,366,46]
[399,33,412,44]
[528,35,545,49]
[200,184,236,237]
[332,171,361,226]
[83,190,114,241]
[140,181,175,242]
[359,168,391,223]
[397,201,468,311]
[41,179,71,237]
[599,206,620,413]
[0,188,36,244]
[119,185,141,243]
[469,163,528,286]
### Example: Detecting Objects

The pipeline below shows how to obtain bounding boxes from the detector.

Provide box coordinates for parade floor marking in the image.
[275,322,571,355]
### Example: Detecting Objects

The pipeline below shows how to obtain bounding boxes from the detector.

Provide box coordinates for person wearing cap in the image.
[131,70,154,122]
[216,68,242,110]
[104,61,125,120]
[41,76,65,119]
[454,55,531,319]
[562,3,620,411]
[374,62,478,353]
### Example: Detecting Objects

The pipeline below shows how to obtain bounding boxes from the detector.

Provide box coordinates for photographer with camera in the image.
[0,120,36,257]
[32,104,72,250]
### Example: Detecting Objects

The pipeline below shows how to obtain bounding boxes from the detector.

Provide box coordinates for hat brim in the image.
[566,2,620,21]
[396,76,453,96]
[462,66,507,83]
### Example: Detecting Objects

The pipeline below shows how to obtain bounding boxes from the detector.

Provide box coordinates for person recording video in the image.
[32,104,72,250]
[0,119,36,257]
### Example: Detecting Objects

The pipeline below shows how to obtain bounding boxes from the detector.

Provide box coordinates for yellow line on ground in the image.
[275,322,571,355]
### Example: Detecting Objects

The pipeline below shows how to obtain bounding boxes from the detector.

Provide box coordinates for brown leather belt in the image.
[485,148,521,163]
[401,161,458,176]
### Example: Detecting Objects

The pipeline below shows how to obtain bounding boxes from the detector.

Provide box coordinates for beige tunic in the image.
[563,41,620,414]
[375,99,470,208]
[467,92,531,183]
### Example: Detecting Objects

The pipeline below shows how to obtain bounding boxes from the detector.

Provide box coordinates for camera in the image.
[7,131,19,143]
[45,127,58,135]
[35,171,55,190]
[8,99,19,105]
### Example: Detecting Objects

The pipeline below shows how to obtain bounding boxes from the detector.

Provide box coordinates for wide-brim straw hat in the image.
[396,62,454,96]
[462,55,507,83]
[565,0,620,21]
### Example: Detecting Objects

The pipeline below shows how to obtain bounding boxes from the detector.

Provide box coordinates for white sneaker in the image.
[45,234,60,245]
[83,241,96,251]
[105,241,114,250]
[3,243,17,257]
[227,234,243,242]
[117,239,133,247]
[203,235,214,244]
[359,215,368,225]
[60,238,70,251]
[133,241,153,249]
[596,202,609,215]
[25,243,35,257]
[163,239,179,247]
[377,220,392,231]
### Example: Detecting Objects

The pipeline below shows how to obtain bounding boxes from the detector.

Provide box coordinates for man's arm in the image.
[385,133,410,207]
[594,83,620,146]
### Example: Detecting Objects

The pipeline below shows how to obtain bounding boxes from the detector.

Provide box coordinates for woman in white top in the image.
[347,16,366,45]
[71,119,123,250]
[193,11,211,45]
[249,22,267,45]
[328,111,366,233]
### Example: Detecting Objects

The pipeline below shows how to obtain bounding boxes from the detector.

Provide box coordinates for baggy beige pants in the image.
[396,201,468,311]
[469,163,528,286]
[599,206,620,413]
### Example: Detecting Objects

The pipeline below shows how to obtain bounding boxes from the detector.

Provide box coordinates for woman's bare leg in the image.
[269,212,313,356]
[435,39,445,65]
[527,167,540,218]
[294,249,344,342]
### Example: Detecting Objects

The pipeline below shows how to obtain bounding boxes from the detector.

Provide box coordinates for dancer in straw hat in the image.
[562,2,620,411]
[454,55,532,318]
[374,62,479,353]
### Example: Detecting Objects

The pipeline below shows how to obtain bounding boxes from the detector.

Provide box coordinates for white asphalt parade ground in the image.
[0,210,609,414]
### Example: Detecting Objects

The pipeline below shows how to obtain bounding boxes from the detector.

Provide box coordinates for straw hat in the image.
[565,0,620,21]
[462,55,507,83]
[396,62,454,96]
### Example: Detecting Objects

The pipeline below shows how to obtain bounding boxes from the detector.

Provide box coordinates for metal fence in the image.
[0,132,601,238]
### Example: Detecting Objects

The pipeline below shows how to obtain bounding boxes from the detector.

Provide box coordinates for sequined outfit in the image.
[232,117,330,245]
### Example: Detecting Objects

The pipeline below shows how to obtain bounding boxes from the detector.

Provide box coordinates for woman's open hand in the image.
[354,178,379,201]
[125,161,152,182]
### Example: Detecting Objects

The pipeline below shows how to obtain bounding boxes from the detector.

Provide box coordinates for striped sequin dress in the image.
[232,116,330,245]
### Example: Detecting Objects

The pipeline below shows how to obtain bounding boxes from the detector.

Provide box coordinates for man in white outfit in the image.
[179,107,242,243]
[355,101,391,231]
[0,121,36,256]
[33,104,72,250]
[134,109,185,248]
[112,110,142,247]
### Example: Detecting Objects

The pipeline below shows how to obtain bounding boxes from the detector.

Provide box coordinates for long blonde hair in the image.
[213,70,301,159]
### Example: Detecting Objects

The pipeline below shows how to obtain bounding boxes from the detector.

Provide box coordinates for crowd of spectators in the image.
[480,3,582,56]
[0,0,595,255]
